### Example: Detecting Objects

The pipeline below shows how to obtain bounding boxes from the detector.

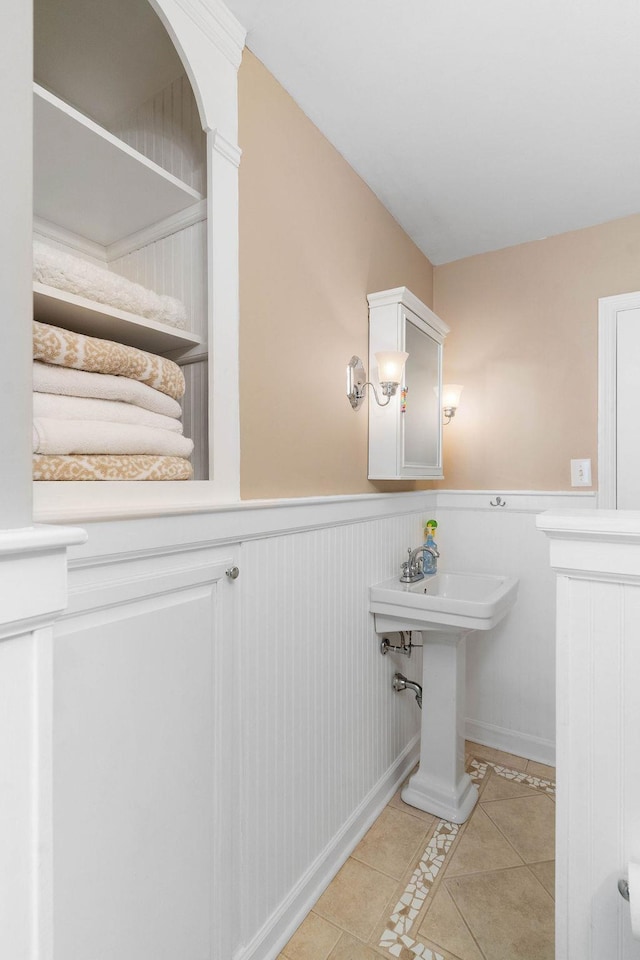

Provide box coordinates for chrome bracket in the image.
[346,356,367,410]
[380,631,418,657]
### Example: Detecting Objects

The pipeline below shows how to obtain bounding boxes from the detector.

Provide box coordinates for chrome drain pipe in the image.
[392,672,422,709]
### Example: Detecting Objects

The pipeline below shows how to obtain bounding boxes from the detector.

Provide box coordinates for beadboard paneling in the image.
[112,74,206,195]
[435,491,595,763]
[52,490,572,959]
[110,218,207,339]
[182,359,209,480]
[237,510,427,954]
[438,505,556,759]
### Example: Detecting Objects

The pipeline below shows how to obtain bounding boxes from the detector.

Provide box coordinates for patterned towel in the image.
[33,322,185,400]
[33,454,193,481]
[33,361,183,419]
[32,418,194,457]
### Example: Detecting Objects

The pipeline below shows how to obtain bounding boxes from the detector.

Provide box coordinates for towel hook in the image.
[490,496,507,507]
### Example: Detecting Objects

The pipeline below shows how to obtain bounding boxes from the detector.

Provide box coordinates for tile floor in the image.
[279,743,556,960]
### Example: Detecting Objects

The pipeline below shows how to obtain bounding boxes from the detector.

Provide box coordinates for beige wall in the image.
[238,51,434,500]
[433,215,640,490]
[238,51,640,498]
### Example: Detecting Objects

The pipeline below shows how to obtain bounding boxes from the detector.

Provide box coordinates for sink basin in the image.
[370,570,518,634]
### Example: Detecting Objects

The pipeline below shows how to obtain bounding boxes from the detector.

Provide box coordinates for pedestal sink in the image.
[370,570,518,824]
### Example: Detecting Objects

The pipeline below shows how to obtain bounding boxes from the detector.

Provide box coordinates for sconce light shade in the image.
[347,351,409,410]
[375,351,409,389]
[443,383,463,424]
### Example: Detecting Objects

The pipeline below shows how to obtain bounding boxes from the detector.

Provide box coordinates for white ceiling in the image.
[225,0,640,264]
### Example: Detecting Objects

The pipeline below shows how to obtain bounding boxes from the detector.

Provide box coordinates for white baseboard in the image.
[466,718,555,767]
[235,735,420,960]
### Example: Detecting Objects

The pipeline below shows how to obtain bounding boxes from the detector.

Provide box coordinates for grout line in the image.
[348,851,407,883]
[442,884,490,960]
[522,863,556,903]
[445,861,535,883]
[311,861,404,945]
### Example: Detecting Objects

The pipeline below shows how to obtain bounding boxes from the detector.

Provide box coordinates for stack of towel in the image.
[32,321,194,481]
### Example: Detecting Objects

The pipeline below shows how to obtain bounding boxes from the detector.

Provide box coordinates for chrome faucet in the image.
[399,544,440,583]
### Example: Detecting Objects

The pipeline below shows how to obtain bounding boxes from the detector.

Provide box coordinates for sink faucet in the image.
[400,544,440,583]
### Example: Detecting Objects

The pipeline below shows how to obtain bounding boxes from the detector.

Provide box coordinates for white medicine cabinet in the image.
[367,287,449,480]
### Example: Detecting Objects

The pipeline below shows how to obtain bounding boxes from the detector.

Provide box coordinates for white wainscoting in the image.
[50,489,589,959]
[538,510,640,960]
[54,542,239,960]
[236,510,433,958]
[436,490,596,765]
[61,492,436,960]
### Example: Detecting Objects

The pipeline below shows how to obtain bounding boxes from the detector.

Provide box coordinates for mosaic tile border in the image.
[377,759,556,959]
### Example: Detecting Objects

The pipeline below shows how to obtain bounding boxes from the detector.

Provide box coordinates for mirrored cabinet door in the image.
[367,288,449,480]
[403,313,441,471]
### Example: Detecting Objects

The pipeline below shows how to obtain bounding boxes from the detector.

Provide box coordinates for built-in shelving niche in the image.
[33,0,209,482]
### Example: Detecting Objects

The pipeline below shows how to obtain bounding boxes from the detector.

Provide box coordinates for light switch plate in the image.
[570,458,592,486]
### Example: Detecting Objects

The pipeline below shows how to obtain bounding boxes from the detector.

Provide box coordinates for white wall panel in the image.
[54,545,237,960]
[112,74,206,195]
[182,359,209,480]
[111,218,207,340]
[436,491,595,763]
[237,510,428,954]
[538,510,640,959]
[54,590,214,960]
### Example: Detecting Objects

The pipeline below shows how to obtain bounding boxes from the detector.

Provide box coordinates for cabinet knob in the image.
[225,566,240,580]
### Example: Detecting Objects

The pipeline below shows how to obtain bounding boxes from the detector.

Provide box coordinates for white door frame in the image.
[598,290,640,508]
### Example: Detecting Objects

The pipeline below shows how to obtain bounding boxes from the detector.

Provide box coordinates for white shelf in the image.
[34,283,203,356]
[33,84,203,247]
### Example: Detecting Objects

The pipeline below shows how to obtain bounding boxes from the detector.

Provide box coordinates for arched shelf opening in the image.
[31,0,244,512]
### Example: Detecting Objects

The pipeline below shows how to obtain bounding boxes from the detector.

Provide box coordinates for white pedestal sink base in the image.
[371,569,518,823]
[402,769,478,825]
[401,627,478,824]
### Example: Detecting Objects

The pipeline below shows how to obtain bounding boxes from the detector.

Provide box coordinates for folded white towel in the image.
[33,392,183,434]
[32,418,194,458]
[33,361,182,419]
[33,240,188,329]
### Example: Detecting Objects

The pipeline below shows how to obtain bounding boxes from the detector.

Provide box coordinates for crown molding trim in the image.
[173,0,246,68]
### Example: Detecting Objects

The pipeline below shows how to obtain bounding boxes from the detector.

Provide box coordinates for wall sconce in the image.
[347,352,409,410]
[443,384,463,424]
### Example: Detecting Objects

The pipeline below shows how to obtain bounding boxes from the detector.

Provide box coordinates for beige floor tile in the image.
[447,865,554,960]
[313,858,398,942]
[281,912,342,960]
[388,787,438,826]
[479,768,541,802]
[526,760,556,782]
[352,806,431,879]
[418,884,483,960]
[414,939,475,960]
[465,741,528,771]
[444,805,522,878]
[327,932,385,959]
[529,860,555,898]
[482,795,555,863]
